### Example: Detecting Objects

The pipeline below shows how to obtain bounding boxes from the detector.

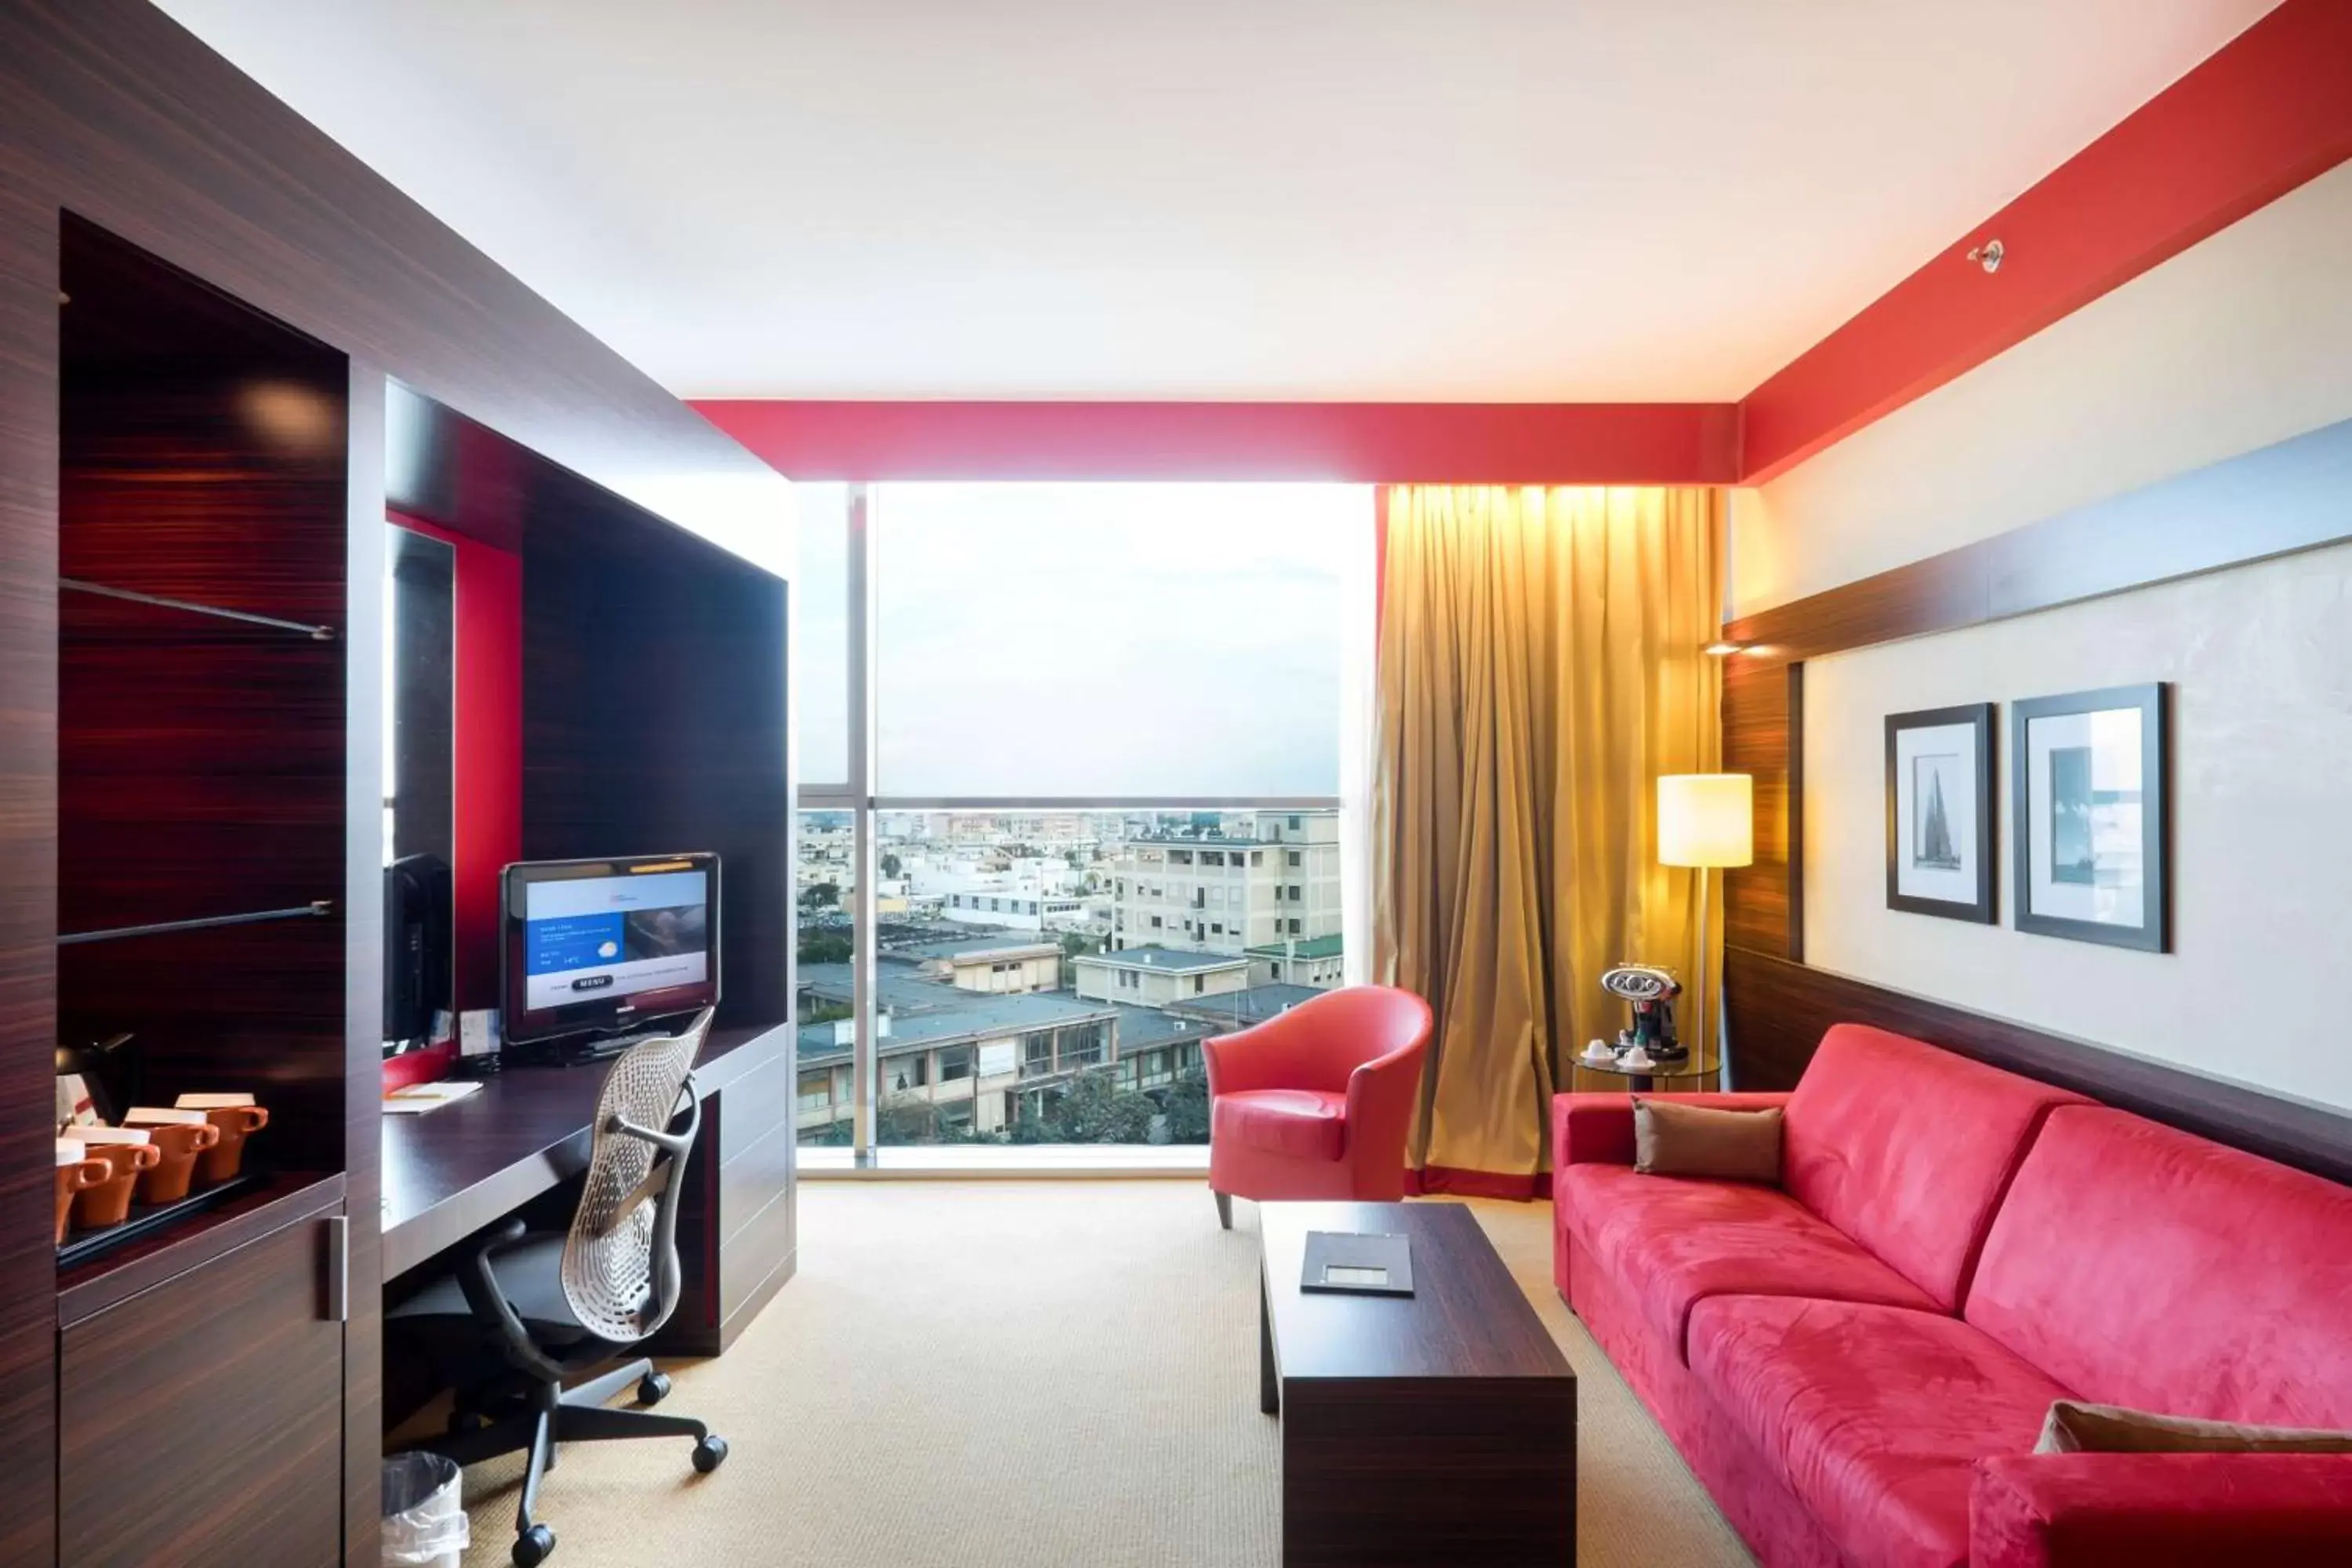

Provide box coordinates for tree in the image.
[1043,1071,1158,1144]
[880,852,902,879]
[798,931,851,964]
[1156,1069,1210,1144]
[798,880,840,913]
[1058,929,1102,987]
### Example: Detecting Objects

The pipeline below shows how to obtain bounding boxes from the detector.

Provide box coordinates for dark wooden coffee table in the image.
[1258,1201,1576,1567]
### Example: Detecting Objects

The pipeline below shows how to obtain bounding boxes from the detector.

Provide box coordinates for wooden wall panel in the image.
[1722,416,2352,657]
[1720,416,2352,1179]
[0,1,786,558]
[1725,947,2352,1186]
[0,181,57,1568]
[524,480,792,1036]
[1720,659,1799,960]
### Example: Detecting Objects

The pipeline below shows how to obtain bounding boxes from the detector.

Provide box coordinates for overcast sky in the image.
[799,482,1363,797]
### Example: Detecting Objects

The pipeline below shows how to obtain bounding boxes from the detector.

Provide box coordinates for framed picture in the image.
[1885,703,1994,923]
[2011,684,2168,951]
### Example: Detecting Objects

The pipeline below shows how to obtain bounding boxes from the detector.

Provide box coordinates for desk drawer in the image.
[720,1183,794,1311]
[719,1115,793,1243]
[717,1050,793,1167]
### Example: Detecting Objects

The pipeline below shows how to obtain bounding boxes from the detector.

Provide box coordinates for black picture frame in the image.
[2010,683,2169,952]
[1885,703,1995,924]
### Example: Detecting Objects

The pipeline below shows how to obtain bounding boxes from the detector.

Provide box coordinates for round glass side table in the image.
[1573,1047,1722,1094]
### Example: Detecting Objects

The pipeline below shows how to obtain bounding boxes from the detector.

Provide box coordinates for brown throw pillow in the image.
[1632,1098,1782,1183]
[2035,1399,2352,1455]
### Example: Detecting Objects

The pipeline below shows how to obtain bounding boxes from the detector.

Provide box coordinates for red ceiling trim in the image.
[691,398,1740,485]
[695,2,2350,492]
[1737,0,2352,483]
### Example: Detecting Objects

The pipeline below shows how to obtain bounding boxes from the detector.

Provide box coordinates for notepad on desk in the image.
[383,1080,484,1115]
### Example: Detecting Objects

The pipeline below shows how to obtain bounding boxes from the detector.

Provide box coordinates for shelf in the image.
[60,577,335,641]
[56,1171,261,1271]
[59,901,334,946]
[57,1169,344,1328]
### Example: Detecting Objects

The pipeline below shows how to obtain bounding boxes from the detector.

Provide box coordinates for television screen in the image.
[501,854,719,1043]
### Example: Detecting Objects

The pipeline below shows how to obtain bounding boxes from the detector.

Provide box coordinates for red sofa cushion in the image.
[1689,1294,2069,1568]
[1560,1163,1939,1358]
[1966,1105,2352,1429]
[1212,1088,1346,1163]
[1971,1452,2352,1567]
[1782,1025,2089,1311]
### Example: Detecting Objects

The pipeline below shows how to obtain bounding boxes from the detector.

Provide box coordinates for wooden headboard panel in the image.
[1719,417,2352,1182]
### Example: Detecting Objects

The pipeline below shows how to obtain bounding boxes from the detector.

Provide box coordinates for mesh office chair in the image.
[390,1007,728,1568]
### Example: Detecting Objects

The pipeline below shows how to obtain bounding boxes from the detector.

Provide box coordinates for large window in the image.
[797,483,1369,1156]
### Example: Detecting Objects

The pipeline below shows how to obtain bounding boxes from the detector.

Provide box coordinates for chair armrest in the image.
[1551,1091,1791,1171]
[1970,1453,2352,1567]
[456,1217,567,1382]
[1339,1033,1428,1181]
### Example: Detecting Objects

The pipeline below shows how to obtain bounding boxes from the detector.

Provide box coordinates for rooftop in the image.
[799,971,1116,1062]
[885,934,1062,964]
[1109,1004,1214,1053]
[1166,984,1327,1029]
[1075,946,1249,975]
[1243,934,1345,960]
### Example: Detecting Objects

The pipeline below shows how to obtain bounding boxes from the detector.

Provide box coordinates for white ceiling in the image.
[157,0,2276,402]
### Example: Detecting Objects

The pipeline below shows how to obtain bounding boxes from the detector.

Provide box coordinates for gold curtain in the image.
[1372,485,1723,1184]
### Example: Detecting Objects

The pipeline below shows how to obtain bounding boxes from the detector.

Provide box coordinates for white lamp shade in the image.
[1657,774,1753,868]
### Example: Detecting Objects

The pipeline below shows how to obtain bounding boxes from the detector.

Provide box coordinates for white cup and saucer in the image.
[1581,1039,1617,1066]
[1618,1047,1657,1072]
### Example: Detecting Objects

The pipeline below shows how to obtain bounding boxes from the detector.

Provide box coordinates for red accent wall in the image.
[692,4,2350,492]
[694,398,1740,484]
[387,512,521,1014]
[1740,0,2352,481]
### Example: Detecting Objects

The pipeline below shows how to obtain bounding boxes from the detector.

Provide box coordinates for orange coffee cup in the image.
[55,1142,111,1244]
[126,1120,222,1203]
[74,1142,162,1229]
[194,1105,269,1184]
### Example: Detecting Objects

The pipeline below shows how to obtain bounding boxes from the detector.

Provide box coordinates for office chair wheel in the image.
[636,1370,671,1406]
[691,1434,728,1474]
[513,1523,557,1567]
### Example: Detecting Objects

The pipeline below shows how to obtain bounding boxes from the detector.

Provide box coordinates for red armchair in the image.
[1202,984,1432,1229]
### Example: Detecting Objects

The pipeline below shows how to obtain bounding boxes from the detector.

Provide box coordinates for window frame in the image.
[797,481,1352,1162]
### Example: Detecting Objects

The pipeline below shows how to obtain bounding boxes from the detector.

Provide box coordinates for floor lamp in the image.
[1657,774,1753,1065]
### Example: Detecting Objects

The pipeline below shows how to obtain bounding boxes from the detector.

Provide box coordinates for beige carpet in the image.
[448,1183,1754,1567]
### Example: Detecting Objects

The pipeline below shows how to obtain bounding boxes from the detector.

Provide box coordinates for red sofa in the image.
[1552,1023,2352,1568]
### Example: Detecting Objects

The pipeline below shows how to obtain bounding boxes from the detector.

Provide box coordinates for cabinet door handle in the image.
[323,1216,349,1322]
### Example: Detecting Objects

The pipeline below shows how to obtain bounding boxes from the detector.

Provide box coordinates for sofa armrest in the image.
[1551,1091,1792,1171]
[1971,1453,2352,1567]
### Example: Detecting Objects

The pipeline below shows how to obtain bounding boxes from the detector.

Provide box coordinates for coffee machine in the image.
[1599,964,1686,1062]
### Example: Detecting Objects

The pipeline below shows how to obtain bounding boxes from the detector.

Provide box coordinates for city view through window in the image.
[797,808,1346,1147]
[794,480,1369,1155]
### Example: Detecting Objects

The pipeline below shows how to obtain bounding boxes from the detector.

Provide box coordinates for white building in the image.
[940,887,1087,931]
[1245,933,1345,989]
[1109,810,1342,955]
[1071,946,1250,1008]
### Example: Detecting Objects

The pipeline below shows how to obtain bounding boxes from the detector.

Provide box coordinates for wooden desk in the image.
[1258,1202,1575,1567]
[383,1022,797,1355]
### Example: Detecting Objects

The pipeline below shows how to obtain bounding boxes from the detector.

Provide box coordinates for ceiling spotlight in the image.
[1965,238,2005,274]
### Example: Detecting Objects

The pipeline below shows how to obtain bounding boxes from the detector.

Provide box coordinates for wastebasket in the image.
[383,1452,469,1568]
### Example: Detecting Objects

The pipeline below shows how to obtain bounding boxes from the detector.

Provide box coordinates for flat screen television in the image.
[499,853,720,1046]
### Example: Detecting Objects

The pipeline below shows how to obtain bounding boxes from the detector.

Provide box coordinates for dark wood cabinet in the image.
[60,1200,346,1568]
[1,9,795,1559]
